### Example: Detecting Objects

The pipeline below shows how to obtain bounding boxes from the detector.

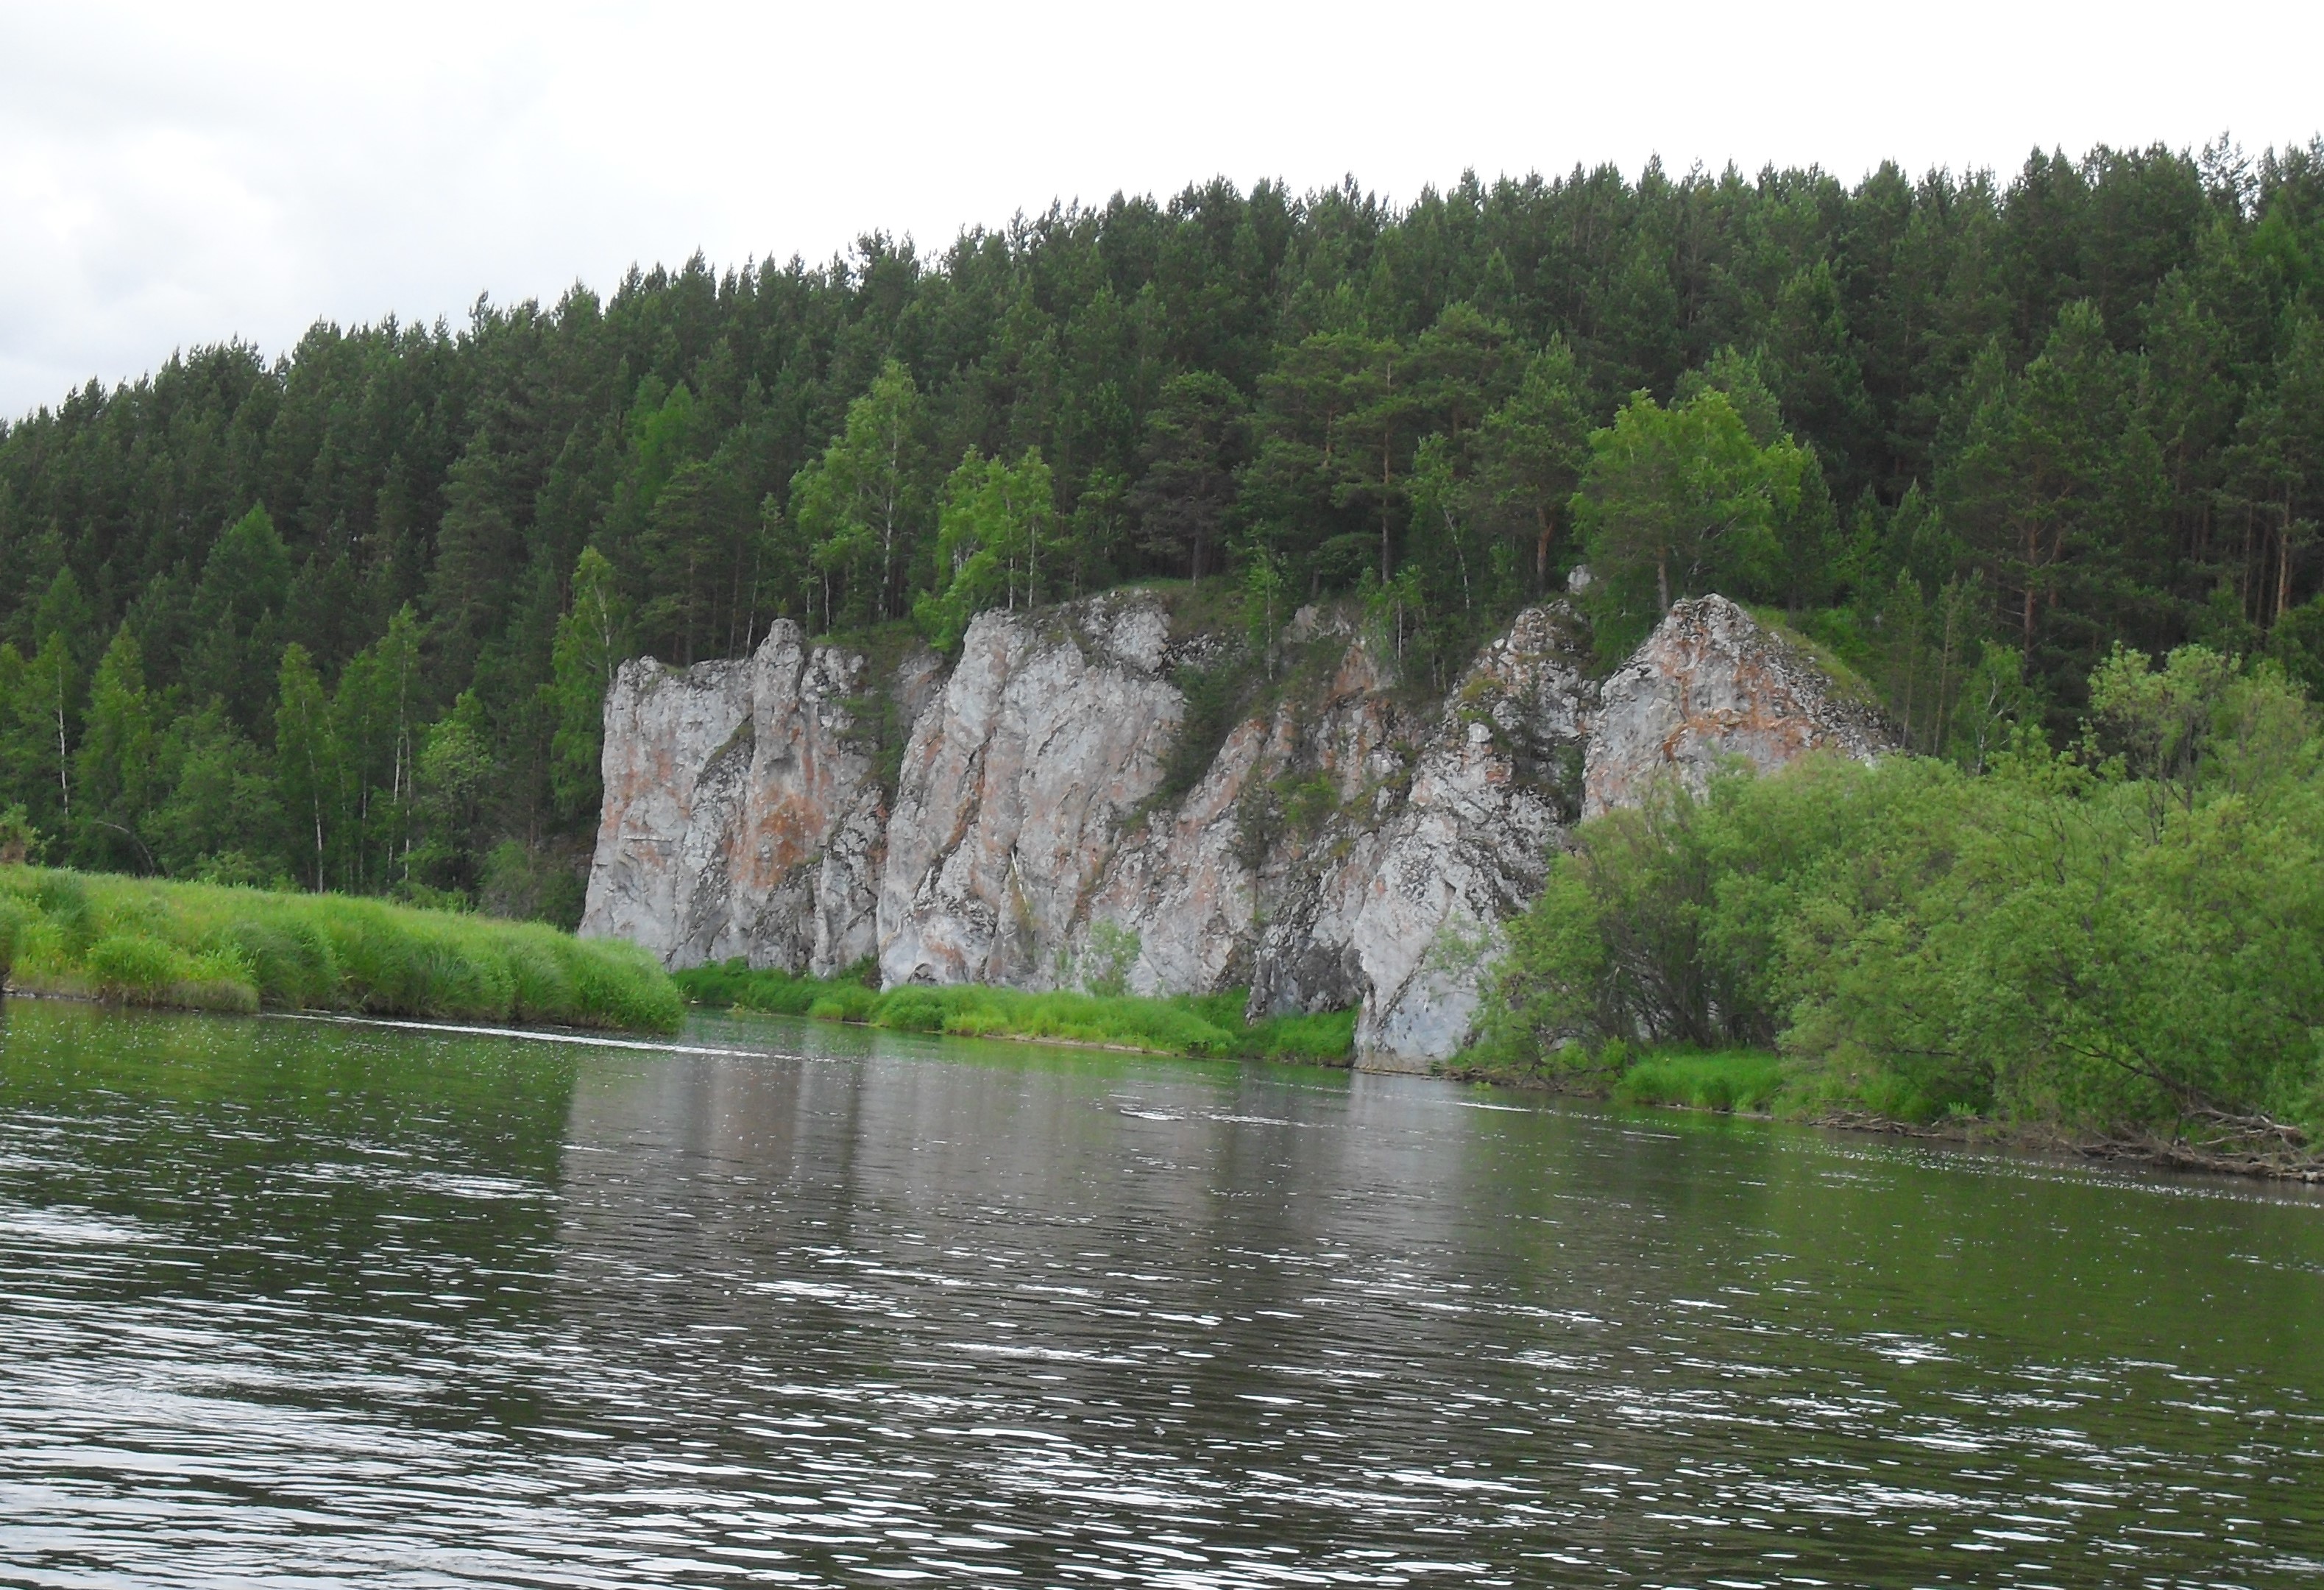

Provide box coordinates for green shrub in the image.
[872,987,950,1033]
[31,872,93,954]
[479,841,587,930]
[228,916,341,1008]
[85,933,194,997]
[1240,1006,1358,1063]
[0,894,28,975]
[553,935,684,1031]
[1077,922,1141,997]
[1476,645,2324,1140]
[78,932,260,1014]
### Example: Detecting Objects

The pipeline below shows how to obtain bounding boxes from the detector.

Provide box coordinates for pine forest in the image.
[4,141,2323,923]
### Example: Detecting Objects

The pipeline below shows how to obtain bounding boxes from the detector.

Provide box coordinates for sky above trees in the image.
[2,0,2318,419]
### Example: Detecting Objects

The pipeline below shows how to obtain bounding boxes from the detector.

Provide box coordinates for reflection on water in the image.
[1,998,2319,1587]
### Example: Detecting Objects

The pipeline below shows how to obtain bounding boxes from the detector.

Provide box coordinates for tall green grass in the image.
[675,959,1356,1063]
[1455,1036,1794,1114]
[0,866,681,1033]
[1611,1048,1788,1113]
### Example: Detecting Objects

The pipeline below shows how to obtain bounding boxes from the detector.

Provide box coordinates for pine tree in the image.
[274,643,340,891]
[548,549,631,822]
[72,627,158,872]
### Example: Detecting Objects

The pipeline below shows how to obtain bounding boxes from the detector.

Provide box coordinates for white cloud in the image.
[2,0,2318,417]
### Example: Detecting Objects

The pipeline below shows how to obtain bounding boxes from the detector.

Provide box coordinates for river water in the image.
[0,999,2318,1588]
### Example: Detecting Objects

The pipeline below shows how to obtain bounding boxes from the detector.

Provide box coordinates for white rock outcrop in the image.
[580,622,895,976]
[1584,595,1891,819]
[583,590,1891,1068]
[1342,604,1595,1069]
[878,594,1183,988]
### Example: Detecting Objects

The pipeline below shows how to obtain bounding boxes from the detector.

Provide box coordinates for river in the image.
[0,997,2318,1587]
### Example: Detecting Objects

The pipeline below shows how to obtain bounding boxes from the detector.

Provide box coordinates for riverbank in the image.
[1456,1043,2324,1181]
[0,866,681,1033]
[674,959,1356,1063]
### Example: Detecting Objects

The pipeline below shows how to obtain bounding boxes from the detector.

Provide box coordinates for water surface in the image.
[1,998,2318,1586]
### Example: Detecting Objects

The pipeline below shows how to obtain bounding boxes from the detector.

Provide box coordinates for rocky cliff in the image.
[581,590,1891,1068]
[583,624,917,977]
[878,594,1187,989]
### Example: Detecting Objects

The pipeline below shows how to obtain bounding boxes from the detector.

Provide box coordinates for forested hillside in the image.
[4,140,2323,921]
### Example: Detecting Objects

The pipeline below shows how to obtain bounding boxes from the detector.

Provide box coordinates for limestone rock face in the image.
[579,621,891,975]
[1241,604,1595,1070]
[1346,604,1595,1068]
[1075,715,1268,997]
[1242,643,1427,1022]
[734,626,888,975]
[1585,595,1892,819]
[585,587,1891,1070]
[877,593,1184,989]
[580,654,753,967]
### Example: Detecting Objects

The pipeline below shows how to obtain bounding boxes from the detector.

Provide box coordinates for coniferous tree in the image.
[72,628,157,872]
[274,643,339,891]
[1131,372,1245,582]
[548,550,631,822]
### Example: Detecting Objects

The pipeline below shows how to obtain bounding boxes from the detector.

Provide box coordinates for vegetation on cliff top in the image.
[0,866,681,1032]
[1470,641,2324,1169]
[675,958,1356,1063]
[4,140,2323,919]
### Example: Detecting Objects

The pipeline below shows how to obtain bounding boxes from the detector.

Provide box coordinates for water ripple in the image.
[0,1000,2318,1587]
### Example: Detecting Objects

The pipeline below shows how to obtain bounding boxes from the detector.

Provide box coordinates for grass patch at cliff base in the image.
[1456,1035,1793,1114]
[676,959,1355,1064]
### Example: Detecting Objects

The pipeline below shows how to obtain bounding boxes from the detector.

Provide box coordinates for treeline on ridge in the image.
[3,139,2324,917]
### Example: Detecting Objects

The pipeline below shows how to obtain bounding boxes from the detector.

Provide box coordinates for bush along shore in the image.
[676,959,1356,1064]
[0,866,682,1034]
[1462,642,2324,1182]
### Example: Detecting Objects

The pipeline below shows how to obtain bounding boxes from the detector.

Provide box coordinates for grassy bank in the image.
[0,866,682,1033]
[1458,1039,1794,1114]
[1461,1042,2324,1179]
[676,958,1356,1063]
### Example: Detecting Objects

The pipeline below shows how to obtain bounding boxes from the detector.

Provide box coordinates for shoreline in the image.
[719,1004,1196,1058]
[715,1003,1364,1065]
[18,981,2319,1183]
[0,978,679,1042]
[1456,1073,2324,1184]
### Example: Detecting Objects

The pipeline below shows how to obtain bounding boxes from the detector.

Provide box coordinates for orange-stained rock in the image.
[580,621,903,975]
[1584,596,1892,819]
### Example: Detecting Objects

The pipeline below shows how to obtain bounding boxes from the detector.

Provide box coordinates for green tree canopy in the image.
[787,361,934,628]
[1570,388,1808,651]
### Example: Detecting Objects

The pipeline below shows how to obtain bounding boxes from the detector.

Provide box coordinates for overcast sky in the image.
[3,0,2318,420]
